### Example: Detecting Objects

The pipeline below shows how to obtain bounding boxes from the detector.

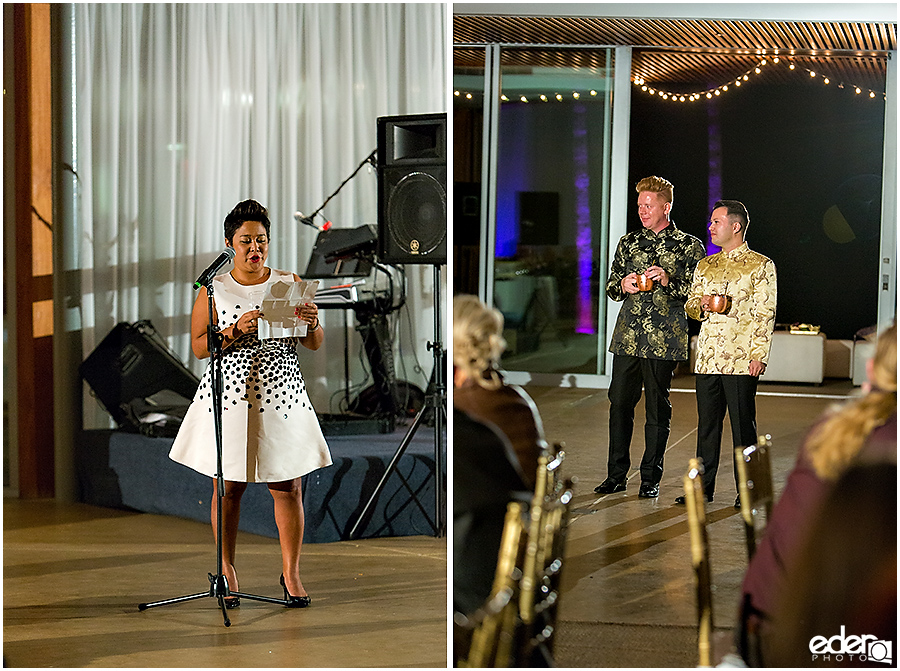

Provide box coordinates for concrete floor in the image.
[4,376,854,668]
[3,500,447,668]
[529,375,855,667]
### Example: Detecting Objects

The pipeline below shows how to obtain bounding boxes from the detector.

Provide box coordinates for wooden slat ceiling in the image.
[453,14,896,92]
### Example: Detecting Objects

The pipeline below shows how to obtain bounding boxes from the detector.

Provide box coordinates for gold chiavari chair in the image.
[458,443,572,668]
[457,501,528,668]
[684,458,714,668]
[734,434,774,561]
[516,477,575,667]
[519,442,565,625]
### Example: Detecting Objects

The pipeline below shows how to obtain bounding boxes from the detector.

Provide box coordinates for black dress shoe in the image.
[224,596,240,609]
[674,494,713,505]
[638,482,659,498]
[734,494,741,509]
[281,574,311,608]
[594,478,626,495]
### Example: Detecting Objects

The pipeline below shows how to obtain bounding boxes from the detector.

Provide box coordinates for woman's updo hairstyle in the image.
[453,294,506,389]
[224,199,271,243]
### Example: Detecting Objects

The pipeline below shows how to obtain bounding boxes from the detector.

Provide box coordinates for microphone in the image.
[193,246,236,290]
[294,211,332,232]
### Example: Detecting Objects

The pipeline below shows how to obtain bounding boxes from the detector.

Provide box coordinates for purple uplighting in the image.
[573,103,595,334]
[707,102,722,255]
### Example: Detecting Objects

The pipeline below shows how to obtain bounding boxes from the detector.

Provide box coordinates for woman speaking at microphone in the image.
[170,198,331,608]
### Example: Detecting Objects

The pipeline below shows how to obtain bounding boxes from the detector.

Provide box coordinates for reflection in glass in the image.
[493,49,614,375]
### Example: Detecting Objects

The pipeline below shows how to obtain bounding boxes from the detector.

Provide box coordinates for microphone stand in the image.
[299,149,377,229]
[138,277,289,626]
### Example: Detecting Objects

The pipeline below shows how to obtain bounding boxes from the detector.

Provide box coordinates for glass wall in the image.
[453,46,617,380]
[452,48,486,298]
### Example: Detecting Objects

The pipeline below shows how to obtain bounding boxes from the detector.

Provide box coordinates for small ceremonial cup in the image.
[708,293,732,313]
[636,273,654,291]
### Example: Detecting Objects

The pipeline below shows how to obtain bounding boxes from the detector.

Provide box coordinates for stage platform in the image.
[76,421,445,543]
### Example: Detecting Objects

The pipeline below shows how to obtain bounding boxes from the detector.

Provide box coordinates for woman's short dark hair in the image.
[224,199,271,243]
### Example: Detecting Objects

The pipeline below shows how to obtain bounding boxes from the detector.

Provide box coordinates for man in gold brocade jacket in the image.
[676,199,777,508]
[595,176,706,500]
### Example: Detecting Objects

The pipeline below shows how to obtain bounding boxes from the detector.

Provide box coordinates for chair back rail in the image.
[517,478,574,667]
[460,443,572,668]
[461,501,527,667]
[519,442,566,622]
[684,458,714,668]
[735,435,774,560]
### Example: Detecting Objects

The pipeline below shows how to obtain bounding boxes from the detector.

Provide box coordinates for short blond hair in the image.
[635,176,674,205]
[453,294,506,389]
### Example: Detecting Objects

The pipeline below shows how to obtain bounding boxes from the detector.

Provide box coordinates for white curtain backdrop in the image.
[69,3,447,427]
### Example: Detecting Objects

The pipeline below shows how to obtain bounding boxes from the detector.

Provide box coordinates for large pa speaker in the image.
[376,112,447,265]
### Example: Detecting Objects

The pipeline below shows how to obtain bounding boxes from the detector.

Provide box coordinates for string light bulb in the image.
[456,56,885,106]
[626,56,885,103]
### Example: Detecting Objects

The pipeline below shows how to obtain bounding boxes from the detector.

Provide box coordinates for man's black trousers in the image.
[607,354,678,485]
[695,373,759,497]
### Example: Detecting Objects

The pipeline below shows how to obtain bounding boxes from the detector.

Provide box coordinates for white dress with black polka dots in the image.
[169,269,332,482]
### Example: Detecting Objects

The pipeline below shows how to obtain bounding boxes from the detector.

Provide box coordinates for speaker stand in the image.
[348,264,445,539]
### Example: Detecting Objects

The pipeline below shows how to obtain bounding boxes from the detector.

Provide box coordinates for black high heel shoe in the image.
[280,574,311,608]
[213,571,240,608]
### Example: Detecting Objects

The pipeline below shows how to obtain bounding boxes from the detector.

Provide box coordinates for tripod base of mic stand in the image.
[138,573,296,626]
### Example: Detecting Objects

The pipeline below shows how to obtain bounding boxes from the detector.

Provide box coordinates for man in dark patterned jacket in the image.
[595,176,706,499]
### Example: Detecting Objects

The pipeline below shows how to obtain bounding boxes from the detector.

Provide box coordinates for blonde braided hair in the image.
[806,323,897,480]
[453,294,506,390]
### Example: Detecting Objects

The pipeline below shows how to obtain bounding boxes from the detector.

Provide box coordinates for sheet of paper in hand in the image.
[257,279,319,340]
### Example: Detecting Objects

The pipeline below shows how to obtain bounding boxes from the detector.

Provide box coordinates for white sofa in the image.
[760,332,826,383]
[689,331,826,384]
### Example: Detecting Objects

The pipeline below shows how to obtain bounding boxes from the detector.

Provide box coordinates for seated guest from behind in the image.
[453,294,548,488]
[735,322,896,665]
[765,462,897,668]
[453,408,531,618]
